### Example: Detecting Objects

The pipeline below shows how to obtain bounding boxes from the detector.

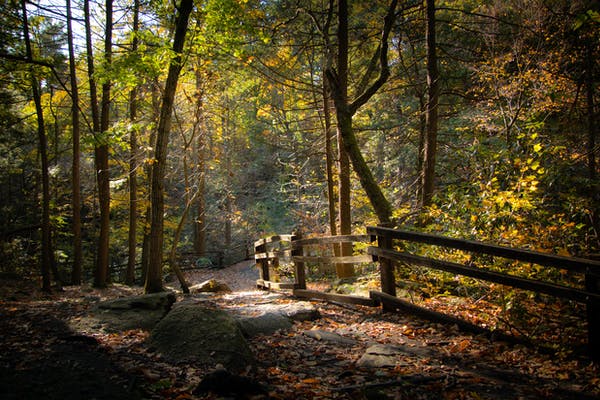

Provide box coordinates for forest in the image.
[1,0,600,398]
[0,0,598,295]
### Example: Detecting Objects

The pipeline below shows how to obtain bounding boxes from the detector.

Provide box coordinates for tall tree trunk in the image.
[145,0,194,293]
[420,0,439,210]
[126,0,140,285]
[585,42,599,245]
[335,1,353,278]
[323,84,337,238]
[326,0,397,226]
[194,67,207,256]
[141,79,161,284]
[94,0,112,288]
[22,0,53,292]
[67,0,82,285]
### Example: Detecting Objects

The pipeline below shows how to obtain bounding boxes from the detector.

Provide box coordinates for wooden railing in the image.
[367,226,600,359]
[255,227,600,359]
[254,233,376,305]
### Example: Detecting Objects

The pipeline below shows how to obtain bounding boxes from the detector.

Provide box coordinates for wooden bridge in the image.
[254,226,600,359]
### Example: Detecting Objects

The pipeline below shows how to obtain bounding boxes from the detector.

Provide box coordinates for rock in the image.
[71,292,176,333]
[236,301,319,322]
[190,279,232,293]
[356,344,405,368]
[274,302,320,321]
[236,313,292,337]
[356,343,434,368]
[229,300,320,337]
[303,329,357,345]
[97,292,176,311]
[149,305,254,373]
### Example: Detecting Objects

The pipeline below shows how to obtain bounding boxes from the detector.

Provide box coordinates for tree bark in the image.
[141,78,160,284]
[585,41,600,246]
[145,0,194,293]
[326,0,397,225]
[92,0,112,288]
[420,0,439,210]
[66,0,82,285]
[194,67,207,256]
[22,0,53,292]
[126,0,140,285]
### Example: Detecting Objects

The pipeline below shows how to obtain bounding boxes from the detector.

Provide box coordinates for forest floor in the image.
[1,261,599,399]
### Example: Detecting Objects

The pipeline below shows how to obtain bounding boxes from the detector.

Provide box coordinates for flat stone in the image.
[356,343,435,369]
[303,329,357,345]
[237,313,293,337]
[236,301,319,321]
[356,344,404,368]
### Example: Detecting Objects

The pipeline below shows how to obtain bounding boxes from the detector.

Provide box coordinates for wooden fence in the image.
[254,227,600,359]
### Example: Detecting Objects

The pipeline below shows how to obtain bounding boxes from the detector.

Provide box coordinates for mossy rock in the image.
[149,305,254,373]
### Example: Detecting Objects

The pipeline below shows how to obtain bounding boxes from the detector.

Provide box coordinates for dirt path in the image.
[1,263,599,399]
[177,258,259,292]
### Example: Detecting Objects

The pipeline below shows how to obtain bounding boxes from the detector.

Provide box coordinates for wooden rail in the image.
[254,227,600,358]
[367,226,600,359]
[254,233,374,304]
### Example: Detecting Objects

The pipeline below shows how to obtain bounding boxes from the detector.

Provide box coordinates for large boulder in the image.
[148,305,254,373]
[71,292,176,333]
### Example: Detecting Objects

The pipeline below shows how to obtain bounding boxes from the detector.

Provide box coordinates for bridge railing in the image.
[367,226,600,359]
[255,227,600,358]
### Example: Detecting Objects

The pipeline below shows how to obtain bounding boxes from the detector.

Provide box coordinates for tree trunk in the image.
[420,0,439,210]
[326,0,397,226]
[93,0,112,288]
[323,83,337,238]
[145,0,194,293]
[585,42,600,246]
[67,0,82,285]
[193,66,207,256]
[22,0,53,292]
[141,79,161,284]
[126,0,140,285]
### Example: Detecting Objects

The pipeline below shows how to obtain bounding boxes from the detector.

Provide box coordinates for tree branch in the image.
[349,0,398,115]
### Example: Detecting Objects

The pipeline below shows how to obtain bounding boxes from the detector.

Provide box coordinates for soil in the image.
[1,261,599,399]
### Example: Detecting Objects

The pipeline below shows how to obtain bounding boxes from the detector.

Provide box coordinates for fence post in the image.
[586,269,600,360]
[292,231,306,290]
[255,240,269,282]
[377,228,396,299]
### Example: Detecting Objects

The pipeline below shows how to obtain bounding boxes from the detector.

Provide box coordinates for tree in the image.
[66,0,82,285]
[21,0,54,291]
[326,0,397,225]
[419,0,439,210]
[125,0,140,285]
[145,0,194,293]
[94,0,113,288]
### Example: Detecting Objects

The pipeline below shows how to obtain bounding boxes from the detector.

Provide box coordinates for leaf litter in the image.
[0,262,599,399]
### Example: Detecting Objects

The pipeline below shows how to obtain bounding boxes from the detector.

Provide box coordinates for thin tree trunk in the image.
[585,42,599,244]
[67,0,82,285]
[145,0,194,293]
[126,0,140,285]
[323,84,337,238]
[22,0,53,292]
[194,67,207,256]
[420,0,439,210]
